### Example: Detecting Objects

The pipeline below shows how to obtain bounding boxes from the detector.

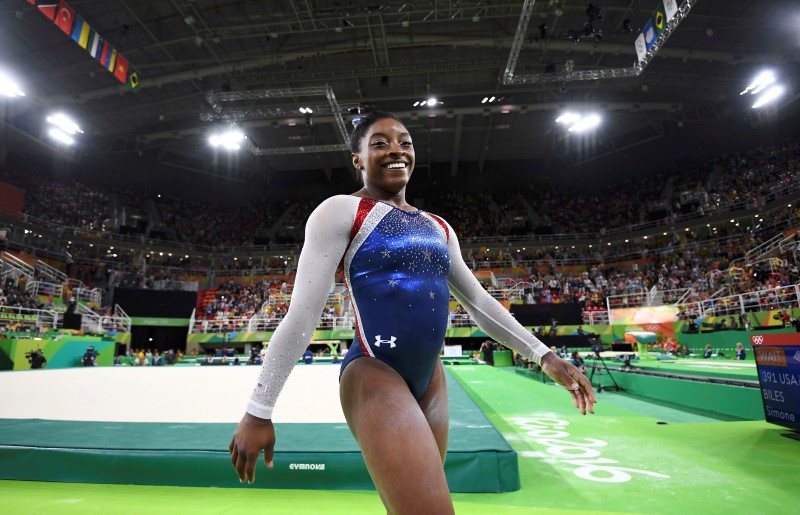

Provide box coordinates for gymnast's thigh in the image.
[340,357,454,515]
[418,360,449,464]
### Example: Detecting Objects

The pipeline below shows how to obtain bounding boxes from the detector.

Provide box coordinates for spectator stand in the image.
[0,304,59,335]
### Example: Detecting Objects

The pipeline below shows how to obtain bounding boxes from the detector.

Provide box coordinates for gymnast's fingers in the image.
[264,441,275,470]
[244,450,258,484]
[234,447,248,483]
[229,438,239,472]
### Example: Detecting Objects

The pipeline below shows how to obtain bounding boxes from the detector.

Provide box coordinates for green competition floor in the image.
[3,365,799,514]
[607,355,758,382]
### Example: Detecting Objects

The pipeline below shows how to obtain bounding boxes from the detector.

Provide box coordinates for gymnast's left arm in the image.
[444,222,596,414]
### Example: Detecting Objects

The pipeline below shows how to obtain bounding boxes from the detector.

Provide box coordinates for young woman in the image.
[229,111,596,513]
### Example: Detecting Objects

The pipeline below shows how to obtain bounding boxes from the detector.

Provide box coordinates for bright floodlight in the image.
[555,112,581,124]
[740,70,776,96]
[426,97,437,106]
[47,128,75,145]
[209,128,244,150]
[481,97,488,103]
[0,70,25,97]
[568,114,601,132]
[46,113,83,135]
[752,85,785,109]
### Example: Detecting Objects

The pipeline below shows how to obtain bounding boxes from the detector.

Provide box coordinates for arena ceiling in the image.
[1,0,799,182]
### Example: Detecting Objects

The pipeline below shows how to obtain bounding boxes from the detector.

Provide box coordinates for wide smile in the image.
[382,162,409,171]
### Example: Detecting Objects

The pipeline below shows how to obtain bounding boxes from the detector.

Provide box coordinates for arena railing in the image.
[0,305,59,331]
[677,284,800,319]
[25,280,64,299]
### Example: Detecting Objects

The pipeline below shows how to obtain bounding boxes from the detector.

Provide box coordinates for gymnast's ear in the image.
[351,152,363,171]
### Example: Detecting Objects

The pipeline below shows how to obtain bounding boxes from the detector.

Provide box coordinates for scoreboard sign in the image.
[751,333,800,434]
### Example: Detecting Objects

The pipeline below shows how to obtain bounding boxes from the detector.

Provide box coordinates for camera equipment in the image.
[586,344,621,393]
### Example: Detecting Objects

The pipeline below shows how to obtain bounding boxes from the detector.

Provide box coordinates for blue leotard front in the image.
[340,198,451,400]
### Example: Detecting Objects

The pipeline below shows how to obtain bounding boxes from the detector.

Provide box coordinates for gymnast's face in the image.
[354,117,415,194]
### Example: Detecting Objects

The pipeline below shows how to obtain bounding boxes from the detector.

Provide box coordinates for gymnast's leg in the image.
[340,358,454,515]
[418,360,449,465]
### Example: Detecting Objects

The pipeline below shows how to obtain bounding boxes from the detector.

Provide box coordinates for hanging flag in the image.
[128,68,140,92]
[105,48,117,72]
[634,33,647,63]
[98,40,110,64]
[28,0,141,90]
[663,0,678,22]
[54,0,75,36]
[652,4,667,36]
[87,30,102,59]
[113,54,129,84]
[33,1,58,20]
[642,18,658,51]
[70,15,91,48]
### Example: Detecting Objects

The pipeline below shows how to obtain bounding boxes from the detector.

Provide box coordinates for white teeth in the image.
[385,163,405,169]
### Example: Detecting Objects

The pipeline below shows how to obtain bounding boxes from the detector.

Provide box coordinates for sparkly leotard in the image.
[247,195,549,420]
[340,197,451,400]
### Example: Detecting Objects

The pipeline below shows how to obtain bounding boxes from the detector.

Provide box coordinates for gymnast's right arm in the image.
[229,195,354,484]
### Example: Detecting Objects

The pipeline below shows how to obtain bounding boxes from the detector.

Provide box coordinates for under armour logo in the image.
[374,335,397,348]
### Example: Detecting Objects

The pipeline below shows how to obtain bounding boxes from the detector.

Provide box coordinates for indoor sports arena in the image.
[1,1,799,513]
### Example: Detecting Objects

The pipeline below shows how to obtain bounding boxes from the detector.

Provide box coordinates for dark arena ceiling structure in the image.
[0,0,799,186]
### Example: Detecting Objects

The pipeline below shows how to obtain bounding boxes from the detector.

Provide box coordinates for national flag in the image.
[98,40,110,64]
[34,1,58,20]
[642,18,658,51]
[88,30,102,59]
[70,15,91,48]
[634,33,647,63]
[662,0,678,22]
[652,4,667,36]
[128,69,140,92]
[114,53,129,83]
[54,0,76,36]
[106,48,117,72]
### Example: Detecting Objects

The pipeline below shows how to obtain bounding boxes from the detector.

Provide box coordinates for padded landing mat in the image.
[0,369,519,492]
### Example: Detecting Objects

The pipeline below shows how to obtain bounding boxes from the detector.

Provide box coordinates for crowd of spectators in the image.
[2,136,799,333]
[0,169,111,233]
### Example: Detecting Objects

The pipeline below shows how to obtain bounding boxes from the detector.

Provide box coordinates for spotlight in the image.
[47,128,75,146]
[556,112,601,132]
[46,113,83,135]
[426,97,438,106]
[568,114,601,132]
[555,112,581,124]
[299,107,313,114]
[0,70,25,97]
[481,97,488,104]
[740,70,776,96]
[208,128,245,150]
[752,85,785,109]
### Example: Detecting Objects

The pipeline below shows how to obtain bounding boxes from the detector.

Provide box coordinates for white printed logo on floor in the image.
[510,415,669,483]
[289,463,326,471]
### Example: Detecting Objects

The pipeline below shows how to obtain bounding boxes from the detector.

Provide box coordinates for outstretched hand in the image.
[540,352,597,414]
[229,412,276,484]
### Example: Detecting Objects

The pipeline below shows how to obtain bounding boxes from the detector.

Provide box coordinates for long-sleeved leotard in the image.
[247,195,550,419]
